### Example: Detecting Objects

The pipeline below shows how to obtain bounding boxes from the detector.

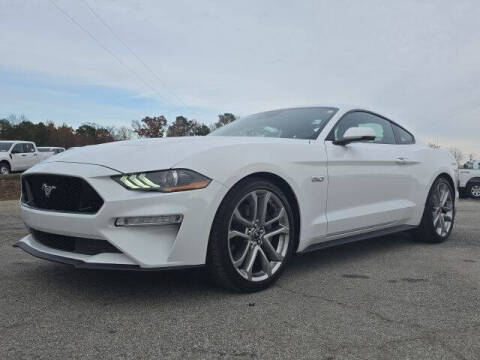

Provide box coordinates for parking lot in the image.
[0,199,479,359]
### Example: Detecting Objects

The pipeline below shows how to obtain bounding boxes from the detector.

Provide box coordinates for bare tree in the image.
[449,147,464,164]
[113,126,134,141]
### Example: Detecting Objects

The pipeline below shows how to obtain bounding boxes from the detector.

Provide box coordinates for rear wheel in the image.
[208,178,295,292]
[467,182,480,200]
[0,162,10,175]
[412,177,455,243]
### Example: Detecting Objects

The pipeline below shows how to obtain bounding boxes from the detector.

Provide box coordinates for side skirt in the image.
[299,225,416,254]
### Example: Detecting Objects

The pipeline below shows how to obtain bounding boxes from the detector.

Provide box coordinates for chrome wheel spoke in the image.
[233,244,250,268]
[242,246,259,281]
[233,208,253,228]
[440,190,449,207]
[264,226,289,239]
[258,248,272,276]
[265,208,285,227]
[228,230,249,240]
[439,215,446,235]
[261,238,283,262]
[249,192,258,223]
[258,192,271,225]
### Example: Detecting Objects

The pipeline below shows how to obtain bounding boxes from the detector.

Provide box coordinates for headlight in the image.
[113,169,211,192]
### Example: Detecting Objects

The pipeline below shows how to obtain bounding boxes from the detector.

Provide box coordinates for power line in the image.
[48,0,169,104]
[81,0,186,107]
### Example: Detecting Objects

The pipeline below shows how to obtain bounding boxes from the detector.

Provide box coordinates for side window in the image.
[331,111,396,144]
[25,143,35,153]
[392,124,415,144]
[11,143,25,154]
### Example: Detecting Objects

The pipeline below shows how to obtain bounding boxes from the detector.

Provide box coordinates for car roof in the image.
[253,104,383,116]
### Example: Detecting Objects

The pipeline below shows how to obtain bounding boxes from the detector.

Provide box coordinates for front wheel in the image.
[207,178,295,292]
[411,177,455,243]
[0,162,10,175]
[467,182,480,200]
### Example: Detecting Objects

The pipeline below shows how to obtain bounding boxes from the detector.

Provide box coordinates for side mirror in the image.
[333,127,376,146]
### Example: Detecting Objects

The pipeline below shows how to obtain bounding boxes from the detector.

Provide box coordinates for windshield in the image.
[0,142,13,152]
[37,148,51,152]
[210,107,338,140]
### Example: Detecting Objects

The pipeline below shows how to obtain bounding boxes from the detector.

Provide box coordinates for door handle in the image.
[21,154,27,157]
[396,157,407,165]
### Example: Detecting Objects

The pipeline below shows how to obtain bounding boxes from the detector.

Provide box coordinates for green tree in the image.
[211,113,236,131]
[167,116,211,137]
[167,116,192,137]
[191,122,210,136]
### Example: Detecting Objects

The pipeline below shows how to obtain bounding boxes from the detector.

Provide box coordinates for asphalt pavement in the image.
[1,199,479,359]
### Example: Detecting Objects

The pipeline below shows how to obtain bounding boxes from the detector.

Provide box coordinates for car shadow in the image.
[15,231,418,302]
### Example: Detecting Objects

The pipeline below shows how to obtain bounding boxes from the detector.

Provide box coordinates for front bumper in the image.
[16,161,228,269]
[13,238,202,271]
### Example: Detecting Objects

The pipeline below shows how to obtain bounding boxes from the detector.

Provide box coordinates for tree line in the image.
[0,113,236,148]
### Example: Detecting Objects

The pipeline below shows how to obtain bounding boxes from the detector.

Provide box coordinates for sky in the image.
[0,0,479,156]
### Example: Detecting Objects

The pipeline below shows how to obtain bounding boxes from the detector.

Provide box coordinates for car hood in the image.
[44,136,303,174]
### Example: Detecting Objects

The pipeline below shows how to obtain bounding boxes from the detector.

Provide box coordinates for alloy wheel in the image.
[431,182,454,237]
[0,166,9,175]
[471,185,480,198]
[227,190,290,282]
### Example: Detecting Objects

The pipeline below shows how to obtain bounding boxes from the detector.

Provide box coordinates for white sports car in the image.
[15,106,458,292]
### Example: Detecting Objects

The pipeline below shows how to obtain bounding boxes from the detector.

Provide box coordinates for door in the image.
[10,143,28,170]
[23,143,39,167]
[324,111,415,239]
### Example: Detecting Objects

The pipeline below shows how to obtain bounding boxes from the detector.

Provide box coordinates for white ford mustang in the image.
[15,106,458,291]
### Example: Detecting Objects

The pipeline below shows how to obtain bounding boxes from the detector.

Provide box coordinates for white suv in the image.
[459,160,480,199]
[0,141,42,174]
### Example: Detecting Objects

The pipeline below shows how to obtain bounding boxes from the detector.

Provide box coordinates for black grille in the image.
[22,174,103,214]
[31,229,120,255]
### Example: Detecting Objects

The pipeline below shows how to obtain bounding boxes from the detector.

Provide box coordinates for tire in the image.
[207,178,296,292]
[467,182,480,200]
[0,162,10,175]
[411,177,455,243]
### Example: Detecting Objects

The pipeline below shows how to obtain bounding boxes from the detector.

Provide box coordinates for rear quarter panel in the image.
[407,145,458,224]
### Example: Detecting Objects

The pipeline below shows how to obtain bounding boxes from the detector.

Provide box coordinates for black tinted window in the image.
[392,124,415,144]
[331,112,396,145]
